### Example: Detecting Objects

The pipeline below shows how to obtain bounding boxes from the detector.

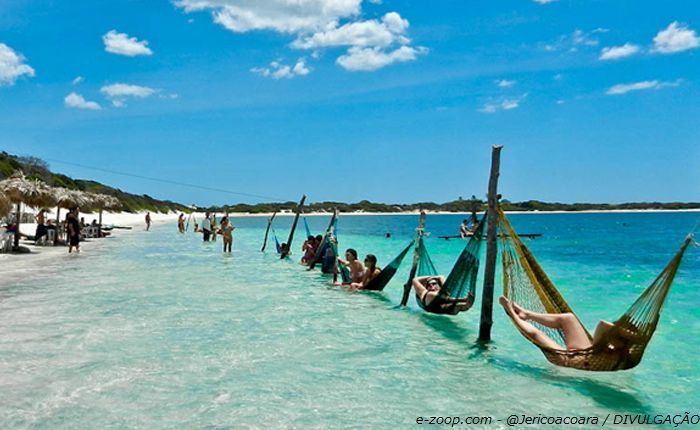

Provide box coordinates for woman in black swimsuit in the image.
[412,275,446,308]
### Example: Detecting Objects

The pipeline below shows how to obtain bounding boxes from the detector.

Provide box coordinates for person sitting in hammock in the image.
[335,248,364,284]
[412,275,447,308]
[498,296,613,351]
[349,254,381,290]
[301,235,316,264]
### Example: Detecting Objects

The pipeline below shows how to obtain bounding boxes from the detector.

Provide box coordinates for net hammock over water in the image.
[308,215,339,274]
[497,206,693,371]
[413,214,486,315]
[335,240,415,290]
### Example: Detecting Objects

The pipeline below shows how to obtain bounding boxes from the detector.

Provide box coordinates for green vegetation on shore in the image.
[209,198,700,214]
[3,151,697,214]
[0,152,189,213]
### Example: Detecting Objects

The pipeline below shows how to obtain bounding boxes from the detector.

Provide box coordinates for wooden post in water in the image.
[479,145,502,342]
[280,195,306,259]
[261,211,278,252]
[308,209,337,270]
[401,211,426,306]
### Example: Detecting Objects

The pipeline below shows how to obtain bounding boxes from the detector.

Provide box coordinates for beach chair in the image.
[82,226,98,239]
[0,232,13,253]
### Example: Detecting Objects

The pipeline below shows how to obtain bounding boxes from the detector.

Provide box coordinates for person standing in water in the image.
[177,213,185,233]
[145,212,152,231]
[220,216,235,253]
[210,213,218,242]
[66,208,81,253]
[201,212,211,242]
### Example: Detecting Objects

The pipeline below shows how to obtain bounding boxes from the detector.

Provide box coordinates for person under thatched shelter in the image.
[82,193,121,236]
[52,188,91,244]
[0,171,56,251]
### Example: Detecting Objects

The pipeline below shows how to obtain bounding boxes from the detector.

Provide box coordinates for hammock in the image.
[272,227,282,254]
[413,215,486,315]
[363,241,415,291]
[308,216,339,274]
[335,240,414,289]
[497,206,692,371]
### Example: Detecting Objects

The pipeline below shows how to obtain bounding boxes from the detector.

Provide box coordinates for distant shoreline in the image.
[214,208,700,217]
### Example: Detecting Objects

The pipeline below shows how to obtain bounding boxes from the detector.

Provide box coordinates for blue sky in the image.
[0,0,698,206]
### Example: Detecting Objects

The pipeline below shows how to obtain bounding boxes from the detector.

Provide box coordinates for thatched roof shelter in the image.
[81,193,121,213]
[0,171,56,208]
[53,187,91,209]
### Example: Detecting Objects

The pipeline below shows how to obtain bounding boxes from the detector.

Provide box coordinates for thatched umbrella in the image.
[84,193,122,235]
[0,171,57,249]
[0,191,11,218]
[52,188,92,244]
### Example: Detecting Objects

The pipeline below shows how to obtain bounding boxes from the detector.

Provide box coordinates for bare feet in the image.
[510,301,529,320]
[498,296,515,317]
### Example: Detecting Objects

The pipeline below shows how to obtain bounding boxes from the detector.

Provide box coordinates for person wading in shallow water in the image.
[201,212,211,242]
[220,217,235,253]
[178,213,185,233]
[67,208,81,253]
[145,212,152,231]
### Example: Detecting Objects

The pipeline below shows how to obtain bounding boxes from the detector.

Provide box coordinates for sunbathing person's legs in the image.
[499,296,563,350]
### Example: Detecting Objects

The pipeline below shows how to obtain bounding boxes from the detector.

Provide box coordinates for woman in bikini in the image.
[349,254,381,290]
[220,217,235,253]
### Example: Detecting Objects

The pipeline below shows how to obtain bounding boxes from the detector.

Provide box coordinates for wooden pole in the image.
[280,195,306,259]
[401,211,426,306]
[261,211,278,252]
[98,209,103,237]
[478,145,502,342]
[308,209,338,270]
[55,206,61,245]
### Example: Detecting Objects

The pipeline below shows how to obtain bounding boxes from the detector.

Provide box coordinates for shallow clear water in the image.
[1,213,698,429]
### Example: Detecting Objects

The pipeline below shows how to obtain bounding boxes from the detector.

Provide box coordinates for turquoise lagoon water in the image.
[0,212,698,429]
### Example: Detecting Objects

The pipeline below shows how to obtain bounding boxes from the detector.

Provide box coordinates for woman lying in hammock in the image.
[498,296,613,351]
[412,276,447,308]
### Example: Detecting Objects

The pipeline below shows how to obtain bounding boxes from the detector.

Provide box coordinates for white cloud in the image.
[544,29,600,52]
[64,92,101,110]
[251,58,310,79]
[336,45,425,71]
[175,1,425,72]
[100,83,157,106]
[496,79,516,88]
[606,79,681,95]
[100,83,156,98]
[102,30,153,57]
[71,76,84,85]
[292,12,408,49]
[479,94,527,113]
[0,43,35,86]
[599,43,640,60]
[175,0,362,33]
[652,22,699,54]
[532,0,557,3]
